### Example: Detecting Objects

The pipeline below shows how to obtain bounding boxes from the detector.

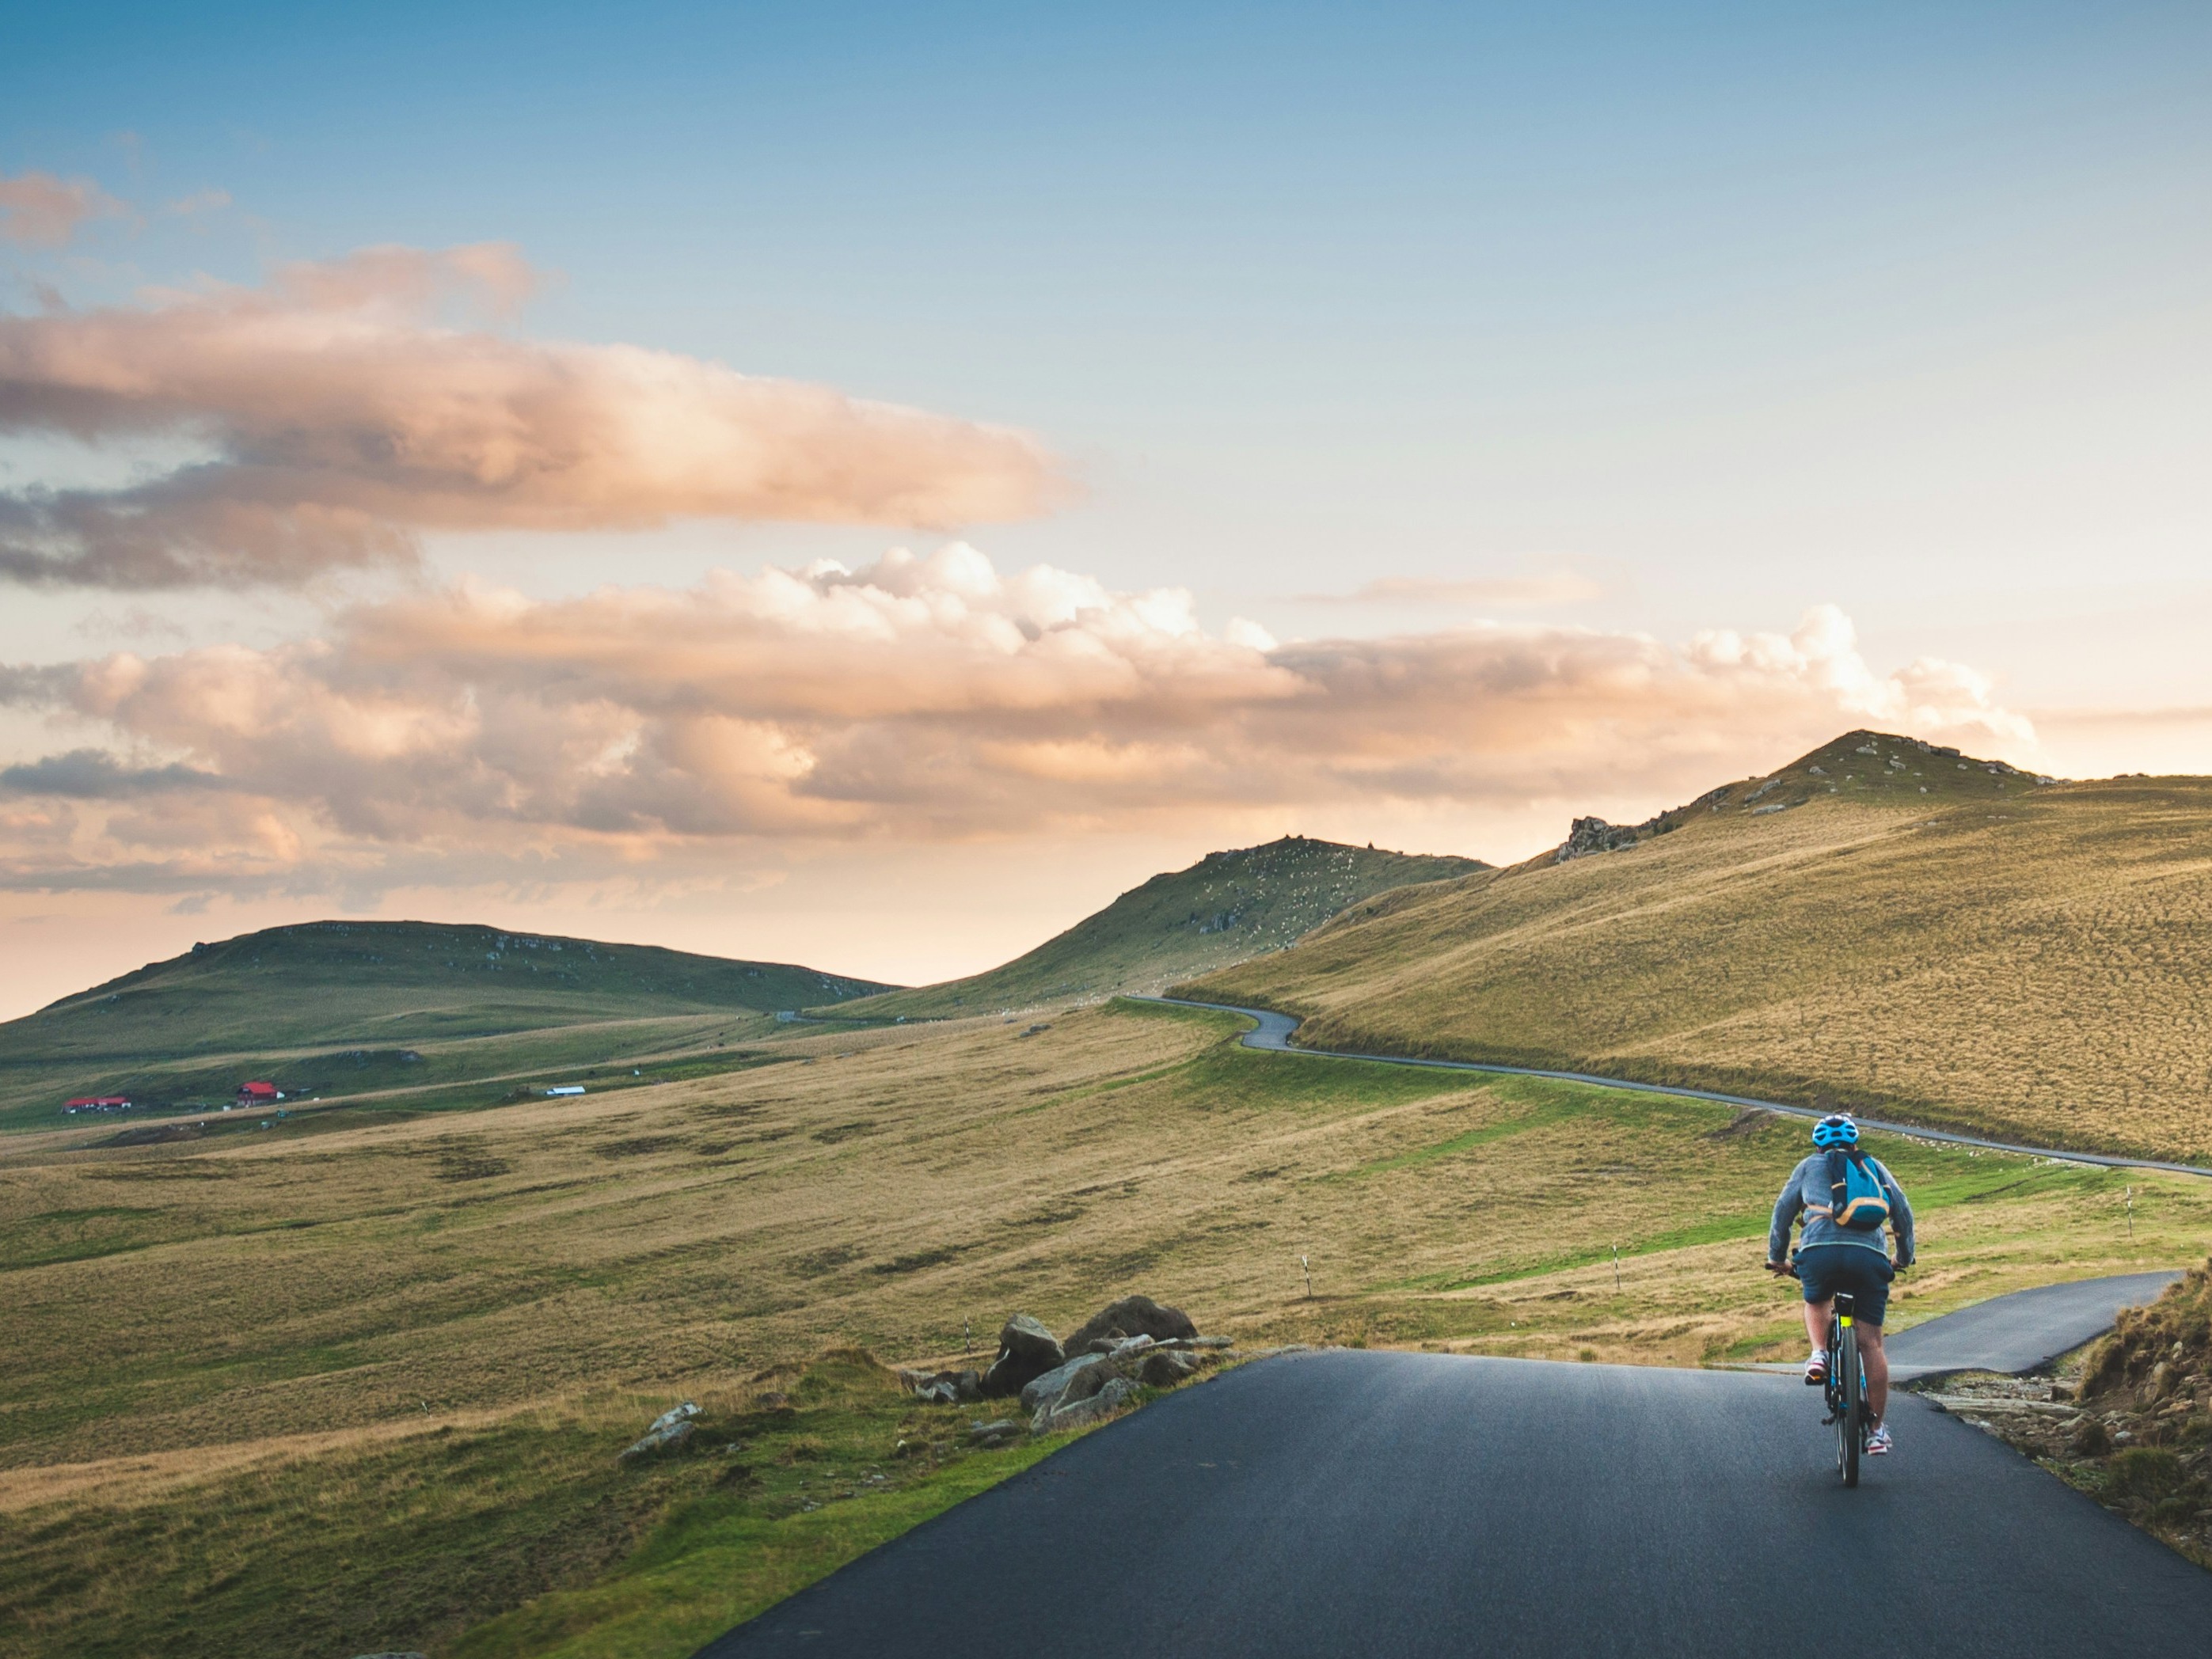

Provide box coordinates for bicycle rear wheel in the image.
[1836,1319,1862,1487]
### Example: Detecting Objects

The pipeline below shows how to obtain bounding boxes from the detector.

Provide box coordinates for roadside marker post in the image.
[1301,1255,1312,1299]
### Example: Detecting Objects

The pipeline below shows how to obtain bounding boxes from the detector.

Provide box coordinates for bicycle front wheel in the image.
[1836,1320,1862,1487]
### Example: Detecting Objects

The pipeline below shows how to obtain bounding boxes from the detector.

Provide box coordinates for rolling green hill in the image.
[1188,730,2212,1164]
[828,836,1487,1020]
[0,921,893,1130]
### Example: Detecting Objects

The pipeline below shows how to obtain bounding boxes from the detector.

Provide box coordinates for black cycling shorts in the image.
[1796,1243,1894,1327]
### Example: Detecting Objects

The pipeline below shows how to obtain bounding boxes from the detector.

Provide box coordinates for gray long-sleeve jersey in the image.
[1769,1152,1914,1264]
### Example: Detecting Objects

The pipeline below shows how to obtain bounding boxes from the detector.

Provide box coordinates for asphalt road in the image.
[1150,997,2212,1179]
[699,1346,2212,1658]
[1886,1270,2180,1379]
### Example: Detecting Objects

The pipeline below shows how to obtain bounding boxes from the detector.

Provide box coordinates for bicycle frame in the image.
[1826,1291,1868,1486]
[1782,1255,1872,1486]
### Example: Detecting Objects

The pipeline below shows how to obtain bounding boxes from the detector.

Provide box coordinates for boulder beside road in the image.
[982,1314,1066,1398]
[1064,1295,1197,1355]
[1020,1353,1105,1416]
[1139,1348,1203,1388]
[1034,1375,1139,1434]
[1021,1333,1222,1424]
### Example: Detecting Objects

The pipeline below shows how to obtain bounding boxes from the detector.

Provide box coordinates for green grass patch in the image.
[1157,1037,1471,1118]
[0,1351,1083,1659]
[447,1352,1074,1659]
[1105,996,1247,1032]
[0,1409,660,1659]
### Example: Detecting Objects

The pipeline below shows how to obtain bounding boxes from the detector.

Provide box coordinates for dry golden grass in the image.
[1194,776,2212,1162]
[4,999,2206,1657]
[6,1000,2198,1466]
[0,1407,524,1514]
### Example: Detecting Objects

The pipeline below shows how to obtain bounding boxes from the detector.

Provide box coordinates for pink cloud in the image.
[0,547,2036,896]
[0,245,1068,587]
[0,170,125,247]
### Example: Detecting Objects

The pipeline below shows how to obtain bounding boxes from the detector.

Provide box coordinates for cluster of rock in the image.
[899,1294,1233,1436]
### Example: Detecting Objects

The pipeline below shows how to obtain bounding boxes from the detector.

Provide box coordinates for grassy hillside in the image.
[0,921,892,1130]
[2,999,2199,1658]
[6,739,2204,1655]
[1188,729,2212,1162]
[832,836,1484,1019]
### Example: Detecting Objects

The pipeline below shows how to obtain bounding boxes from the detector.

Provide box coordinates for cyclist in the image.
[1765,1114,1915,1456]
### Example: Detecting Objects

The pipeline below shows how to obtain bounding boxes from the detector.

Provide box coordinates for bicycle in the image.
[1784,1255,1871,1486]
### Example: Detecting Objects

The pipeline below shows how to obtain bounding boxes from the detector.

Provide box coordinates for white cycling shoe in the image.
[1803,1349,1829,1385]
[1867,1424,1894,1456]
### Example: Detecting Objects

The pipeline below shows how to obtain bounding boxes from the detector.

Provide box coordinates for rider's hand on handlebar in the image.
[1763,1258,1788,1274]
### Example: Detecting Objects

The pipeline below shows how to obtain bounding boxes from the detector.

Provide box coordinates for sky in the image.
[2,1,2209,1016]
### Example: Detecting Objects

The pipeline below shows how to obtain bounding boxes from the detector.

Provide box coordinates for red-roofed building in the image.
[235,1080,282,1105]
[63,1095,133,1115]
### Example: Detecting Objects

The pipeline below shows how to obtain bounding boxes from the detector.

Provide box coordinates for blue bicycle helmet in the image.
[1811,1113,1859,1148]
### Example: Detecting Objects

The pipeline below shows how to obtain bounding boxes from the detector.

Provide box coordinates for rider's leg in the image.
[1860,1325,1889,1423]
[1802,1296,1832,1354]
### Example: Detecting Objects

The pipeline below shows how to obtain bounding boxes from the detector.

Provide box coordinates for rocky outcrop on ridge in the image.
[1548,730,2059,866]
[1553,817,1640,863]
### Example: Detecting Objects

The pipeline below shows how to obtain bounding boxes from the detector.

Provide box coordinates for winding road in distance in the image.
[1146,996,2212,1179]
[701,1275,2205,1657]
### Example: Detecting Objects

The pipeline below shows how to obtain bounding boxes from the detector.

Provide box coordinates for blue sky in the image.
[2,2,2209,1007]
[11,3,2209,630]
